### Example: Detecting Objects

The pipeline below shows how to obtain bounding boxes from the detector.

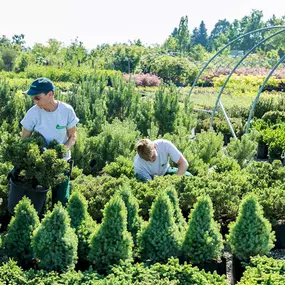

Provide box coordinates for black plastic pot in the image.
[8,178,49,215]
[272,223,285,249]
[197,258,226,275]
[257,142,268,159]
[231,256,247,284]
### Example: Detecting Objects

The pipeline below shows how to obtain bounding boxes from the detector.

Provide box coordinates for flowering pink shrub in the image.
[199,68,285,87]
[123,73,161,87]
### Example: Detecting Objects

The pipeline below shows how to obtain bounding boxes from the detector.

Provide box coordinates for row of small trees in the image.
[1,185,275,273]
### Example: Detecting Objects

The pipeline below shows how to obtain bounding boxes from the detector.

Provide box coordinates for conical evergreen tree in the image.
[31,203,78,272]
[119,185,142,247]
[67,192,96,264]
[138,191,181,263]
[166,186,187,234]
[67,191,88,229]
[182,195,223,264]
[3,197,39,264]
[88,195,133,273]
[227,194,275,260]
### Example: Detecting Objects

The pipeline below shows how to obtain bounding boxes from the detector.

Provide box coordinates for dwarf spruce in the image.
[166,186,187,234]
[67,191,96,263]
[88,194,133,273]
[119,185,142,247]
[227,194,275,260]
[138,191,181,263]
[3,197,39,264]
[31,203,78,272]
[182,195,223,264]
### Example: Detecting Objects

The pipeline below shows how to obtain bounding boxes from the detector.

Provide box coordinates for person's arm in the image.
[22,128,32,139]
[176,155,189,176]
[65,126,77,150]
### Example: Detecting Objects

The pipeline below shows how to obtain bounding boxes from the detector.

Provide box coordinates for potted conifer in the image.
[31,202,78,272]
[227,194,275,283]
[138,190,181,264]
[3,133,69,214]
[181,195,225,274]
[67,191,97,270]
[88,194,133,273]
[2,197,39,269]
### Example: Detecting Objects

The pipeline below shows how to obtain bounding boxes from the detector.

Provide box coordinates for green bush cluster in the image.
[238,256,285,285]
[2,135,69,187]
[0,257,228,284]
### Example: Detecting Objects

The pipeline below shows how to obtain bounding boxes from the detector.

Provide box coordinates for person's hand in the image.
[7,167,21,181]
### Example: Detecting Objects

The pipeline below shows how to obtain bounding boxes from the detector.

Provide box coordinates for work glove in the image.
[7,167,21,181]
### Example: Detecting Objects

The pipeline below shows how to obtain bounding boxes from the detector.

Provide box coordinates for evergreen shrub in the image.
[166,186,187,234]
[138,191,181,263]
[227,194,275,260]
[32,203,78,271]
[103,155,134,179]
[67,191,96,264]
[224,135,257,168]
[182,195,223,264]
[238,256,285,285]
[119,185,142,247]
[3,197,39,265]
[88,195,133,273]
[71,174,129,221]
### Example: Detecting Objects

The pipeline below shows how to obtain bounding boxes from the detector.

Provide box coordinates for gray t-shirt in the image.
[21,101,79,160]
[134,139,182,181]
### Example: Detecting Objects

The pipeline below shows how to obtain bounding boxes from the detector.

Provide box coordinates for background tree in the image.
[208,19,230,51]
[239,10,264,51]
[175,16,191,53]
[191,21,208,48]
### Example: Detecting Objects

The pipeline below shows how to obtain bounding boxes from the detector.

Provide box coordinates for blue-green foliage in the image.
[165,186,187,234]
[31,203,78,271]
[227,194,275,260]
[138,191,181,263]
[88,195,133,273]
[3,197,39,264]
[119,185,142,248]
[182,195,223,264]
[67,192,96,263]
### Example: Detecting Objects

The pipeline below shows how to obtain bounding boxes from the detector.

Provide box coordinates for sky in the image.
[1,0,284,50]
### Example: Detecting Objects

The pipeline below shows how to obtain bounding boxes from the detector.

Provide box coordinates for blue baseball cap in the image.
[23,77,55,96]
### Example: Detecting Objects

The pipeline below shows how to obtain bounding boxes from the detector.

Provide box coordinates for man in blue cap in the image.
[14,77,79,205]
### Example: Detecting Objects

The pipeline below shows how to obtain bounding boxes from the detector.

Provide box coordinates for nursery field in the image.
[1,66,285,285]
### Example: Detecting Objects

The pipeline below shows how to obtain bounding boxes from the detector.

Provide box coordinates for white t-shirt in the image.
[21,101,79,160]
[134,139,182,181]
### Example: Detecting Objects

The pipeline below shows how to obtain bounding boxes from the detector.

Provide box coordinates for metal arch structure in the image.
[245,54,285,133]
[210,28,285,133]
[185,26,285,139]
